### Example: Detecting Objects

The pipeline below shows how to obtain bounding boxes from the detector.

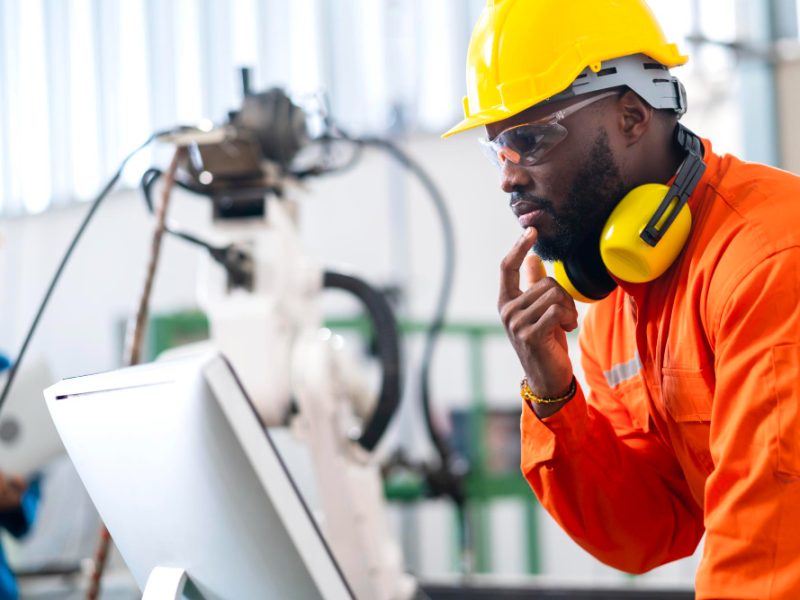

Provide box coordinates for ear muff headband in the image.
[640,126,705,247]
[554,125,706,302]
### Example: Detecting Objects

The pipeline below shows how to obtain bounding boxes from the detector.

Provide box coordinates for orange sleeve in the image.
[520,306,704,574]
[697,248,800,599]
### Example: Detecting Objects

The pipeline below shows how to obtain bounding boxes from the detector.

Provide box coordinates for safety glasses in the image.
[480,91,619,168]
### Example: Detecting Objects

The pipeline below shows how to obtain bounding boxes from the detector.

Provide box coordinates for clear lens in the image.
[480,123,568,168]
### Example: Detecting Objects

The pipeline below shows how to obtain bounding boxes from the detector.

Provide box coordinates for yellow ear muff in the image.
[600,183,692,283]
[552,125,703,302]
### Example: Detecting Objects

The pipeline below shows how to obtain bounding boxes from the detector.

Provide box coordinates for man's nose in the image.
[499,160,534,194]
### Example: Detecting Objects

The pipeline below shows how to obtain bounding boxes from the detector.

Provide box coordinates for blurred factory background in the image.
[0,0,798,597]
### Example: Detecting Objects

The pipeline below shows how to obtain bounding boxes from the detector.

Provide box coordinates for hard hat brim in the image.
[441,112,506,138]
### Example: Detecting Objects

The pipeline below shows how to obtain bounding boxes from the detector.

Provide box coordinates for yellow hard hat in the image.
[443,0,688,138]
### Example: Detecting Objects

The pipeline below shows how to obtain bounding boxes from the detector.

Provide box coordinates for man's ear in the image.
[616,90,653,146]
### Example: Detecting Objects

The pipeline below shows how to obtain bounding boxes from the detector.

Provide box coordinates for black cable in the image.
[248,120,457,472]
[140,169,258,289]
[352,135,457,472]
[291,137,365,180]
[322,270,402,453]
[144,128,457,473]
[144,170,406,452]
[340,135,470,575]
[0,131,174,415]
[140,168,222,253]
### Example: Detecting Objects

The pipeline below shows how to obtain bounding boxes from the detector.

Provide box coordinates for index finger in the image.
[499,227,537,305]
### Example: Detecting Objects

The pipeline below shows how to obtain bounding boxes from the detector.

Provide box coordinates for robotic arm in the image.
[155,81,415,599]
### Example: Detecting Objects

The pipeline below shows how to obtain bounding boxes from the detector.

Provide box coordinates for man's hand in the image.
[0,472,26,511]
[498,228,579,417]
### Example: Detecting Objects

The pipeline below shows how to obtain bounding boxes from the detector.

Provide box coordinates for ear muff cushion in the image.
[554,260,596,303]
[600,183,692,283]
[554,237,617,303]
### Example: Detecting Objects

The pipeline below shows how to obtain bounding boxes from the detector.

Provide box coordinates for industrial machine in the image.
[138,77,421,599]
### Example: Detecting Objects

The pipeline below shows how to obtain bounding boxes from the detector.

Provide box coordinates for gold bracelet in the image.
[520,376,576,405]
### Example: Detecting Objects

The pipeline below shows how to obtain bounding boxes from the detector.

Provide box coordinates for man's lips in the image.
[517,210,545,228]
[511,199,548,228]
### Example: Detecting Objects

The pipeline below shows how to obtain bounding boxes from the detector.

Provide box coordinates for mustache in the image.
[509,191,554,213]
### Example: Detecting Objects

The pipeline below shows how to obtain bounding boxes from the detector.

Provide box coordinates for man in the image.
[0,471,39,600]
[0,356,40,600]
[444,0,800,597]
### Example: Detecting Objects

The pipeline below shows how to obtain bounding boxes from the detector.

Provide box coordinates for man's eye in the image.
[511,130,544,150]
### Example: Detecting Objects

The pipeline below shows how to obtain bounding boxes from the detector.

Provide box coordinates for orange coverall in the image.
[521,139,800,598]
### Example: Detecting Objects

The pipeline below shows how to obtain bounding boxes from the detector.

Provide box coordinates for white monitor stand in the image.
[44,351,355,600]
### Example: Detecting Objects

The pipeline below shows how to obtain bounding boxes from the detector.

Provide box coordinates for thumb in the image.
[524,253,547,289]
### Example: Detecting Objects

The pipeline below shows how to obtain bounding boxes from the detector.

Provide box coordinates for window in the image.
[0,0,754,214]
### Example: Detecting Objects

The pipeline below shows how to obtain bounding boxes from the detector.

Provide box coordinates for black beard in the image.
[531,129,626,262]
